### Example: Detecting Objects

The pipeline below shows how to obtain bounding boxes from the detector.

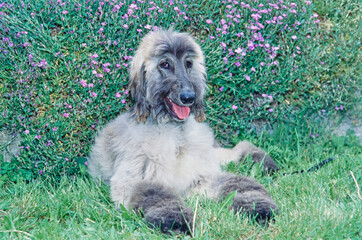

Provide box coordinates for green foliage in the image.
[0,1,360,182]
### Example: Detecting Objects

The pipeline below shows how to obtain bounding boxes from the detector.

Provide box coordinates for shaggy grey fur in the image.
[88,30,279,234]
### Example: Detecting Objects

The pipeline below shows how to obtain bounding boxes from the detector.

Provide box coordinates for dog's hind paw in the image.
[145,206,193,234]
[232,191,279,225]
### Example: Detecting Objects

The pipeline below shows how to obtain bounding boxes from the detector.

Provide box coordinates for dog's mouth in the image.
[165,97,191,120]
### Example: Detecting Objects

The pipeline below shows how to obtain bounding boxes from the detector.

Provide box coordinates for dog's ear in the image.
[194,104,206,122]
[193,72,207,122]
[128,51,150,123]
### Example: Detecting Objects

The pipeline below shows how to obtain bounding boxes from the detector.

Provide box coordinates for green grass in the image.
[0,0,361,239]
[0,128,360,239]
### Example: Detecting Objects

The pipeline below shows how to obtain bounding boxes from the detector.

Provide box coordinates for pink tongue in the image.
[171,102,190,119]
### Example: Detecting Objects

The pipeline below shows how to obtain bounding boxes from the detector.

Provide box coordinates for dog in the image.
[88,30,279,234]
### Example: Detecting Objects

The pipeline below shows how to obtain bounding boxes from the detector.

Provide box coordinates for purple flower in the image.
[219,86,224,91]
[206,19,213,24]
[91,53,98,59]
[340,105,343,110]
[79,79,87,87]
[39,170,43,174]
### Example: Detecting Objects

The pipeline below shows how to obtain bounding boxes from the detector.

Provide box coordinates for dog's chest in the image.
[140,119,221,192]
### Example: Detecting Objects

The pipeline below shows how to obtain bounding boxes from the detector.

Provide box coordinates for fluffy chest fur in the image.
[110,114,221,193]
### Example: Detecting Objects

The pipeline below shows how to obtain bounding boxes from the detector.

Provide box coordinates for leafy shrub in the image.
[0,0,359,181]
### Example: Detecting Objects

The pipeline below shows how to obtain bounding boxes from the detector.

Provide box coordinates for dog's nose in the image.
[180,91,195,105]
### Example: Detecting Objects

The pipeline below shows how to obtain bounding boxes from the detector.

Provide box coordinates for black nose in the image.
[180,91,196,105]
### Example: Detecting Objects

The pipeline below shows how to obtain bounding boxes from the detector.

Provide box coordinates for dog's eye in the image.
[160,62,170,69]
[185,61,192,69]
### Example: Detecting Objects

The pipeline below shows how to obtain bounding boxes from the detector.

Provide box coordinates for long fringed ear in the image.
[128,51,150,123]
[194,104,206,122]
[193,72,207,123]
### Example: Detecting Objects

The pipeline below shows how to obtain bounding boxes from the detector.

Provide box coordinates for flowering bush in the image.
[0,0,358,181]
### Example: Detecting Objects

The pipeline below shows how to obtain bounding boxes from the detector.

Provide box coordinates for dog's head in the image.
[128,30,207,123]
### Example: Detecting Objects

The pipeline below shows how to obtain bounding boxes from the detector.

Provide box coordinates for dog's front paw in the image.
[145,206,193,234]
[250,151,279,173]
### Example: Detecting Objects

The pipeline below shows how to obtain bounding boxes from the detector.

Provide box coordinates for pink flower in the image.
[124,90,129,95]
[235,47,242,54]
[63,113,69,118]
[292,35,297,40]
[123,24,129,29]
[24,130,30,134]
[115,92,121,98]
[52,127,58,131]
[121,99,126,104]
[219,86,224,91]
[269,108,273,112]
[91,92,97,97]
[232,105,238,110]
[62,10,68,15]
[245,75,251,81]
[81,43,87,47]
[98,27,104,34]
[206,19,213,24]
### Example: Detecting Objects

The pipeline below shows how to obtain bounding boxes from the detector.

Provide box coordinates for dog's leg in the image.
[194,174,279,225]
[129,182,193,234]
[214,140,279,172]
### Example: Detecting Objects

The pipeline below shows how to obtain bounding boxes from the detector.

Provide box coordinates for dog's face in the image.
[128,30,207,123]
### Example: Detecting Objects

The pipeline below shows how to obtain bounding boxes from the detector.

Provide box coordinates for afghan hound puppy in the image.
[88,30,279,234]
